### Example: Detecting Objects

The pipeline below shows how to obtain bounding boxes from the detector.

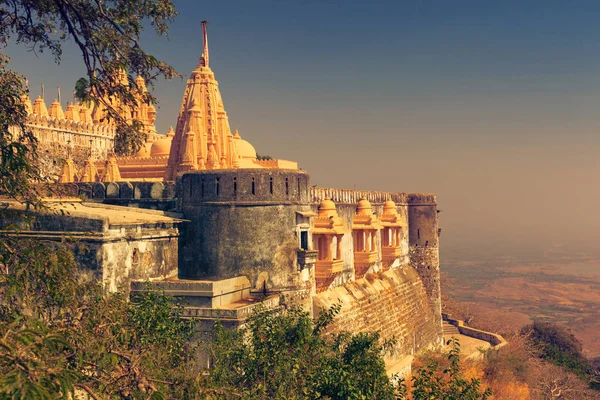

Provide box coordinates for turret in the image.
[48,99,65,119]
[65,102,80,121]
[32,96,48,117]
[407,193,442,332]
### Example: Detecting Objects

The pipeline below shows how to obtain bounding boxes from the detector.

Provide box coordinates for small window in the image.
[251,177,255,195]
[285,178,289,195]
[233,177,237,195]
[300,231,309,250]
[216,177,220,195]
[269,177,273,195]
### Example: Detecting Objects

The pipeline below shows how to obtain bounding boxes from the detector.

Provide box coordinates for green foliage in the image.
[398,338,492,400]
[522,321,599,389]
[0,238,199,399]
[206,304,398,399]
[0,55,39,204]
[0,0,180,198]
[113,120,148,156]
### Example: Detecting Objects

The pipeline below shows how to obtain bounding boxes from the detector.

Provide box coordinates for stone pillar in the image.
[336,235,343,261]
[371,230,376,252]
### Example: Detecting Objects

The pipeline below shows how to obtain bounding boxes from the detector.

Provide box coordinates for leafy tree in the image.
[0,238,200,399]
[0,0,179,195]
[206,305,398,399]
[0,55,39,205]
[522,321,599,389]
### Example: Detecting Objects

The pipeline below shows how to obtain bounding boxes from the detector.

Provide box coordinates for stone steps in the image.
[442,321,460,338]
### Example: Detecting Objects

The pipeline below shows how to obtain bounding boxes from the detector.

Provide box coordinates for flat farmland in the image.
[443,256,600,359]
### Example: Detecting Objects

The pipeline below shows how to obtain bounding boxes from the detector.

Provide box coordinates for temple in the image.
[6,21,451,375]
[20,21,296,183]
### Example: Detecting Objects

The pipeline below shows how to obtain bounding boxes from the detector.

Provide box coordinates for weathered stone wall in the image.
[1,202,180,293]
[313,267,443,362]
[407,194,442,325]
[100,228,179,292]
[409,247,441,318]
[179,169,313,298]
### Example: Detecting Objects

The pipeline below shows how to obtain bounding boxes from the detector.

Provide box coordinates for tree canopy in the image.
[0,0,180,202]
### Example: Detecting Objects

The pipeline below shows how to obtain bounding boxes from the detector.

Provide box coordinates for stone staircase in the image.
[442,321,460,341]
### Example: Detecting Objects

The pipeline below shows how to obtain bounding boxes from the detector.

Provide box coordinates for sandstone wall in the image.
[313,266,443,362]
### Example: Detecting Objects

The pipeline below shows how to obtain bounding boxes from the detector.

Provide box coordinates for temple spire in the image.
[201,20,209,67]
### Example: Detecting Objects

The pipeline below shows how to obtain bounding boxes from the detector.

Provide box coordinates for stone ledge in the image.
[442,313,507,350]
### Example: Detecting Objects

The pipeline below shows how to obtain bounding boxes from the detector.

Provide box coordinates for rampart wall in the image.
[314,267,443,363]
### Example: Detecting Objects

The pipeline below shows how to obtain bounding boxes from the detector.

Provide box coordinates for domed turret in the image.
[318,197,338,218]
[383,199,398,215]
[48,99,65,119]
[65,102,80,121]
[32,96,48,117]
[79,103,93,123]
[356,197,373,216]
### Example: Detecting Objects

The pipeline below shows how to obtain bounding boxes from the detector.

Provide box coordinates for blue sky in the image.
[6,1,600,257]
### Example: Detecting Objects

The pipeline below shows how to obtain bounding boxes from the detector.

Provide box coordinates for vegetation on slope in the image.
[442,272,600,399]
[0,239,493,399]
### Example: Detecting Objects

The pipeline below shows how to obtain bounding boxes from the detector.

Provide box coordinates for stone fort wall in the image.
[55,177,443,360]
[314,267,442,363]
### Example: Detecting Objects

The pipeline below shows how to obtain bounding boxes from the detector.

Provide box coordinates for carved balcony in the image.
[382,246,402,259]
[353,251,378,265]
[315,259,343,278]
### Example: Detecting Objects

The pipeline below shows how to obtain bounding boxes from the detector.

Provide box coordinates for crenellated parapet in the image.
[311,187,408,205]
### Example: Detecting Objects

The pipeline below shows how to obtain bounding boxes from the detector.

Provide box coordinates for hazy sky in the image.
[6,1,600,259]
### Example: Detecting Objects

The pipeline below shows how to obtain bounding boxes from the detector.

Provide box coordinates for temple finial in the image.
[201,20,209,67]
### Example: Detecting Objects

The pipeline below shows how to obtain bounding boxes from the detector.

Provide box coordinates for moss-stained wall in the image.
[179,169,312,294]
[101,231,179,292]
[313,266,443,362]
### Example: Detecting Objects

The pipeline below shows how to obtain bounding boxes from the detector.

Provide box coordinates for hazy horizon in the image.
[6,0,600,261]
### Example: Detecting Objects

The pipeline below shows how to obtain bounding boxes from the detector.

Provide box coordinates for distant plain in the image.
[443,248,600,359]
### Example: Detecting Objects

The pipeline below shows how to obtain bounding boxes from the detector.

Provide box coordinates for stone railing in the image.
[310,188,436,205]
[442,313,507,350]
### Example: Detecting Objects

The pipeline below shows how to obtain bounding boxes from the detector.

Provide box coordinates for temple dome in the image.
[357,197,372,215]
[136,143,150,158]
[150,135,173,157]
[235,138,257,159]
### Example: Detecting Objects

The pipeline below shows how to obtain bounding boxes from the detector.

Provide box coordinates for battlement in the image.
[55,181,176,211]
[310,188,436,205]
[27,114,116,139]
[180,169,310,204]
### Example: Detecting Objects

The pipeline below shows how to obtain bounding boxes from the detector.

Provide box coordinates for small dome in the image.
[135,144,149,158]
[235,139,257,159]
[357,197,372,215]
[150,135,173,157]
[318,197,338,218]
[383,199,398,214]
[166,126,175,137]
